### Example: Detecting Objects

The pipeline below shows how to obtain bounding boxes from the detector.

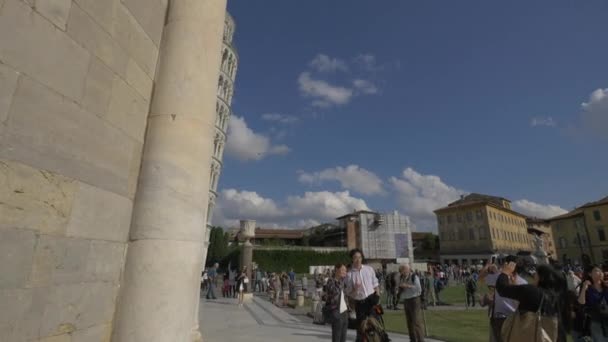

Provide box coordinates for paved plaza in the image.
[199,295,443,342]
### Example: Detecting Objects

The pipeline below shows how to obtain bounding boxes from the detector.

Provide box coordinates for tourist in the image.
[236,266,248,307]
[206,263,218,300]
[229,268,236,298]
[222,273,230,298]
[480,256,528,342]
[281,272,290,307]
[273,273,282,306]
[495,262,571,342]
[302,275,308,297]
[398,264,425,342]
[345,249,380,342]
[201,270,208,292]
[465,271,478,307]
[424,271,436,307]
[577,264,608,341]
[288,268,297,300]
[385,272,395,309]
[323,263,349,342]
[255,268,264,292]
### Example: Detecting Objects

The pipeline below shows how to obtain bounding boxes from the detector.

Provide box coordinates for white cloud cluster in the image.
[225,116,290,161]
[298,72,353,108]
[261,113,299,124]
[353,79,378,95]
[530,116,556,127]
[310,54,348,73]
[298,165,384,195]
[512,199,567,219]
[580,88,608,137]
[389,168,464,231]
[298,53,382,108]
[213,189,369,228]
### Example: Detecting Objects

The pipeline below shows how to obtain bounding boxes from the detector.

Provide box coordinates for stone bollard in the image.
[296,290,305,307]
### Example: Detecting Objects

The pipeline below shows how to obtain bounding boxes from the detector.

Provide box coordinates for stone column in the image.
[112,1,227,342]
[240,220,255,293]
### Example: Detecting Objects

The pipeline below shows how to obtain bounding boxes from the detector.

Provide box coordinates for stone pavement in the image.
[199,295,444,342]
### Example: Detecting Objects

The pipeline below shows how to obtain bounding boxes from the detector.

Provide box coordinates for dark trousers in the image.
[466,291,476,307]
[354,294,377,342]
[404,297,425,342]
[329,311,348,342]
[490,317,506,342]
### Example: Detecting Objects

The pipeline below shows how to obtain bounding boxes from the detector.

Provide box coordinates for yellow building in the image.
[550,196,608,265]
[435,193,532,265]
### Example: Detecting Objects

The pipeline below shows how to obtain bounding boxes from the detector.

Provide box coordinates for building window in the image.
[438,216,444,226]
[594,210,601,221]
[457,214,462,223]
[476,210,483,220]
[603,250,608,262]
[479,227,487,239]
[447,215,453,224]
[598,227,606,242]
[469,228,475,240]
[559,237,567,249]
[466,212,473,222]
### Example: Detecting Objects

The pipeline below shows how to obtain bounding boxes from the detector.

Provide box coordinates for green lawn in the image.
[383,309,489,342]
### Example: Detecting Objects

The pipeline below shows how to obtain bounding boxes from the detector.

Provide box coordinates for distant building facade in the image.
[435,193,533,265]
[337,210,414,262]
[549,196,608,266]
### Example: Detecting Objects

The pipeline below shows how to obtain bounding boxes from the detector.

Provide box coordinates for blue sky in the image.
[214,1,608,232]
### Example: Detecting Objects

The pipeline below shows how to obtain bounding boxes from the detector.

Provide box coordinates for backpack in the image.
[466,277,477,292]
[360,305,391,342]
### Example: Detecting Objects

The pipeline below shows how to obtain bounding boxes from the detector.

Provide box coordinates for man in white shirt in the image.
[398,264,425,342]
[346,249,379,342]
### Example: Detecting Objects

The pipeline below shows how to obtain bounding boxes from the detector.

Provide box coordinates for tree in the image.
[206,227,228,266]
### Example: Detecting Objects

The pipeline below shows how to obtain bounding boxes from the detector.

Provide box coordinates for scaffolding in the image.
[360,211,413,261]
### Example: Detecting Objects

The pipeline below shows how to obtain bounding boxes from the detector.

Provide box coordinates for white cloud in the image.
[261,113,299,124]
[225,116,290,161]
[298,165,385,195]
[298,72,353,108]
[390,168,464,231]
[354,53,382,72]
[310,54,348,73]
[286,191,370,221]
[512,199,567,219]
[213,189,369,228]
[530,116,556,127]
[580,88,608,137]
[353,79,378,95]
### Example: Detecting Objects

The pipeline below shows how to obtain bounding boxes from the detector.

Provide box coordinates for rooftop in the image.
[580,196,608,209]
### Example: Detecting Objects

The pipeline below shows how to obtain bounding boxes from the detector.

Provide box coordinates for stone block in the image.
[40,283,118,336]
[0,0,90,101]
[34,0,72,30]
[67,2,129,78]
[0,160,77,235]
[0,287,46,341]
[125,58,153,101]
[121,0,167,46]
[82,57,115,117]
[28,235,91,287]
[127,142,144,199]
[114,3,158,77]
[0,62,19,123]
[72,324,111,342]
[73,0,118,35]
[85,240,125,283]
[0,76,136,198]
[66,182,132,242]
[0,228,36,288]
[39,333,72,342]
[106,76,149,142]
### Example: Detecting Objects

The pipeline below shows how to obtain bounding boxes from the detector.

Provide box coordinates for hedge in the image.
[218,248,350,273]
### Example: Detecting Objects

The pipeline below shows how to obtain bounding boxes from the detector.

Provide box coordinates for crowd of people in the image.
[201,255,608,342]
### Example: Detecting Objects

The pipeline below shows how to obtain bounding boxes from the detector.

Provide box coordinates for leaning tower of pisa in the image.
[203,13,238,262]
